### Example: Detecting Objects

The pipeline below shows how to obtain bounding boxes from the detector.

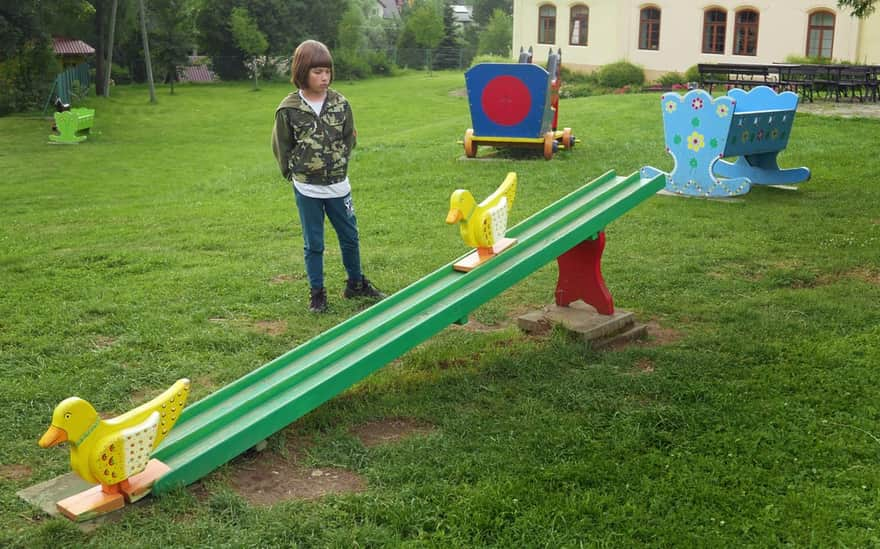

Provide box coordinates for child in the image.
[272,40,384,313]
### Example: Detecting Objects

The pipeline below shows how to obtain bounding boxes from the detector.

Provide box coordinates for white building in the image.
[512,1,880,79]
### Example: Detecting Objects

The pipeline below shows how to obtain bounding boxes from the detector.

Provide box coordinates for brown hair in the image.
[290,40,333,89]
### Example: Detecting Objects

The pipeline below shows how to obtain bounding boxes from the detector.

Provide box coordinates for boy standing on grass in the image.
[272,40,385,313]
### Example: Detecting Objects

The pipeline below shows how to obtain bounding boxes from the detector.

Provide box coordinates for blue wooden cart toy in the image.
[463,47,574,160]
[642,85,810,197]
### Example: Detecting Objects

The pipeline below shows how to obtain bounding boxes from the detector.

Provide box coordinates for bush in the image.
[657,71,686,87]
[596,61,644,88]
[559,66,595,85]
[684,65,701,83]
[110,63,132,85]
[469,54,512,67]
[784,54,835,65]
[334,50,370,80]
[365,50,394,76]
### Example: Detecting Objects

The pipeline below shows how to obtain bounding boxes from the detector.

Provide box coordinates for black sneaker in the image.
[309,287,327,313]
[343,276,386,299]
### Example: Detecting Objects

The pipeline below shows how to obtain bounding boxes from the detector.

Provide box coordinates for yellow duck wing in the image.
[478,172,517,212]
[91,412,160,485]
[479,197,509,247]
[105,378,190,449]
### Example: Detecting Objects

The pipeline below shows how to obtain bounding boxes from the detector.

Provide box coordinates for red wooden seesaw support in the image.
[554,231,614,315]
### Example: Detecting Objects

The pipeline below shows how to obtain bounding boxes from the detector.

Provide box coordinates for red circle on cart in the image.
[481,75,531,126]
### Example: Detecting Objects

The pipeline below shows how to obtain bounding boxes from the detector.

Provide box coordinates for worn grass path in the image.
[1,72,879,546]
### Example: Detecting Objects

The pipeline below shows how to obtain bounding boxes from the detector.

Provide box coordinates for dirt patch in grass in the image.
[817,267,880,286]
[228,448,366,506]
[270,273,300,284]
[453,319,506,333]
[0,464,32,480]
[602,320,683,351]
[91,335,117,350]
[254,320,287,336]
[448,88,467,97]
[632,358,655,374]
[350,418,436,448]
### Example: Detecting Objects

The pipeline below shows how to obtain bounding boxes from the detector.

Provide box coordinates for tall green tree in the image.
[403,1,443,72]
[434,2,462,69]
[472,0,511,27]
[838,0,876,17]
[150,0,195,94]
[477,8,512,56]
[229,7,267,89]
[0,2,59,114]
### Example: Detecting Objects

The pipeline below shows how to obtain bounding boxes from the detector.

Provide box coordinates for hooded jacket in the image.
[271,89,356,185]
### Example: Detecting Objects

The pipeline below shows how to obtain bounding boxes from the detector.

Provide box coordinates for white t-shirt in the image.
[293,90,351,199]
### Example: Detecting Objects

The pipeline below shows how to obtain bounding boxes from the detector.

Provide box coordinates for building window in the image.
[806,11,835,58]
[733,9,759,56]
[569,5,589,46]
[639,7,661,50]
[539,5,556,44]
[702,9,726,54]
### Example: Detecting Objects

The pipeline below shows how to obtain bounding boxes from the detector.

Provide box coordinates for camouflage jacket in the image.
[271,89,356,185]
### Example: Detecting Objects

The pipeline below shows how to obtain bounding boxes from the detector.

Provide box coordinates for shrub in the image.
[684,65,701,83]
[365,50,394,76]
[784,54,835,65]
[596,61,644,88]
[559,66,595,85]
[334,50,370,80]
[469,54,513,67]
[657,71,686,87]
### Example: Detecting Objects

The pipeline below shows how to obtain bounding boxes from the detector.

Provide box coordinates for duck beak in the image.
[446,209,462,224]
[39,425,67,448]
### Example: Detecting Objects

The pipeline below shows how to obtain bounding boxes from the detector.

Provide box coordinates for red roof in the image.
[53,37,95,56]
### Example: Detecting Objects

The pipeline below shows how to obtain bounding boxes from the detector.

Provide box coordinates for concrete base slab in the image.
[17,473,139,530]
[518,300,647,346]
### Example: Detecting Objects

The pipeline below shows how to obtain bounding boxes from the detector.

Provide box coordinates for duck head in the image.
[39,397,99,448]
[446,190,476,224]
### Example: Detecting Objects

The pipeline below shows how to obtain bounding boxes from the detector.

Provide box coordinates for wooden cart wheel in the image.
[562,127,574,149]
[543,131,555,160]
[464,129,477,158]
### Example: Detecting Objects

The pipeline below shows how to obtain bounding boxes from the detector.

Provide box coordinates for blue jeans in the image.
[294,189,362,289]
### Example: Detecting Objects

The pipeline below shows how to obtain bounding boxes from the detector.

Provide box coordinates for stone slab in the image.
[517,300,635,342]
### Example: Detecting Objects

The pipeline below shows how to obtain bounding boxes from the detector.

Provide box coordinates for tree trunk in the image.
[103,0,118,97]
[138,0,157,103]
[94,0,107,96]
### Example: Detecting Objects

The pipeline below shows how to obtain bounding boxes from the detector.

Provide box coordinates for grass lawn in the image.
[1,71,879,546]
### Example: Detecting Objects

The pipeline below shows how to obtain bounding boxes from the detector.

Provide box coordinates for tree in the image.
[405,1,443,72]
[0,2,60,114]
[838,0,876,17]
[477,8,511,56]
[150,0,194,94]
[137,0,156,102]
[338,2,366,54]
[472,0,511,27]
[229,7,267,89]
[434,2,463,69]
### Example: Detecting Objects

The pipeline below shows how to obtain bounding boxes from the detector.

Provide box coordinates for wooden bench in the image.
[49,107,95,144]
[641,86,810,197]
[698,63,770,93]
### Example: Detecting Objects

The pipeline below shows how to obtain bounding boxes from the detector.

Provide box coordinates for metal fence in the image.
[43,62,91,111]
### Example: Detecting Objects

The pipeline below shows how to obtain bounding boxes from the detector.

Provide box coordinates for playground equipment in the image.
[463,47,574,160]
[49,107,95,144]
[28,170,663,518]
[446,172,518,271]
[38,379,190,521]
[641,86,810,197]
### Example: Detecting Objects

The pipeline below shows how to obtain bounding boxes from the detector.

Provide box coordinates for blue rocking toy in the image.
[642,86,810,197]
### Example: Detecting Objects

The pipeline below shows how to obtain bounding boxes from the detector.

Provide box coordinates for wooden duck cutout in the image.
[446,172,517,271]
[39,378,190,521]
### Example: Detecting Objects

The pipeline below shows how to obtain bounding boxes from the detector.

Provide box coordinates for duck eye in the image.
[64,413,71,420]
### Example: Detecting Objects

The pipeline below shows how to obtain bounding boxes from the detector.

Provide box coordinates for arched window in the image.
[702,9,726,54]
[639,7,661,50]
[570,5,589,46]
[733,9,759,56]
[806,11,835,59]
[538,5,557,44]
